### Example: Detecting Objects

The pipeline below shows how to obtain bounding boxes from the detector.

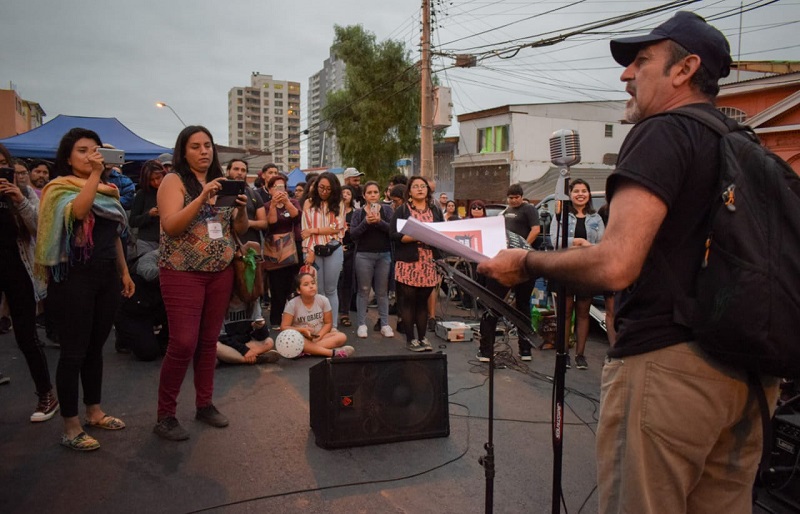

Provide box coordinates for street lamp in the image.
[155,102,187,127]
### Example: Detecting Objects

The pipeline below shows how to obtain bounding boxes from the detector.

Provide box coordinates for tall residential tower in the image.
[228,72,301,170]
[307,49,346,168]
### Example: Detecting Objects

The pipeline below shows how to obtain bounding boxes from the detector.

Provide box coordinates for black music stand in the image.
[437,261,538,514]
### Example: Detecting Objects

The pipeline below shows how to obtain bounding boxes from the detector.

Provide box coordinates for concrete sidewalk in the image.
[0,304,610,513]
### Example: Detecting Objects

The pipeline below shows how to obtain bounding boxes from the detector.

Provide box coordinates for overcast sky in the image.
[1,0,797,167]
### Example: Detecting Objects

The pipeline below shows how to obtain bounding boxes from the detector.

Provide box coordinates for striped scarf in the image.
[35,175,127,282]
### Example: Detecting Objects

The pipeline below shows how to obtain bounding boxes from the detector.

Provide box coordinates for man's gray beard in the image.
[624,97,642,124]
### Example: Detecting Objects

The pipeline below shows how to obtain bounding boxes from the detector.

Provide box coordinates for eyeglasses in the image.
[15,170,29,176]
[410,184,428,190]
[471,205,484,210]
[317,185,331,192]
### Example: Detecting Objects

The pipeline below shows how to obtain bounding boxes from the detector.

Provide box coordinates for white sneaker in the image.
[357,325,368,338]
[380,325,394,338]
[333,345,355,358]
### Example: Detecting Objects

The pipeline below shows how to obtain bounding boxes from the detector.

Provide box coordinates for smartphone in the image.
[216,180,246,207]
[0,167,14,182]
[218,180,246,196]
[97,147,125,165]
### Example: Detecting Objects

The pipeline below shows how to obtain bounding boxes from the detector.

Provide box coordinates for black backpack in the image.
[660,106,800,378]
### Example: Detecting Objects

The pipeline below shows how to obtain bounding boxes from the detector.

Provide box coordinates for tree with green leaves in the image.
[323,25,420,183]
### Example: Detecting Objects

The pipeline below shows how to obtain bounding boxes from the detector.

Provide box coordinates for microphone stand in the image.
[437,261,538,514]
[552,167,571,514]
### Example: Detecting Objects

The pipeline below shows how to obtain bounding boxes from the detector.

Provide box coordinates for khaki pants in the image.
[597,342,779,514]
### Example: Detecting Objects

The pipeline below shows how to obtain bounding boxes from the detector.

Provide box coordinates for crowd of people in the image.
[1,127,609,450]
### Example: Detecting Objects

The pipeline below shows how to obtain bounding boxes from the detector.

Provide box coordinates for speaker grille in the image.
[310,354,450,449]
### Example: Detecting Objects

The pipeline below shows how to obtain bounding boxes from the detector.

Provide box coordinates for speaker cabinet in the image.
[309,353,450,449]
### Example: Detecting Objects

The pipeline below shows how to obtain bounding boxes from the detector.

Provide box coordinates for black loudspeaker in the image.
[765,413,800,510]
[309,353,450,449]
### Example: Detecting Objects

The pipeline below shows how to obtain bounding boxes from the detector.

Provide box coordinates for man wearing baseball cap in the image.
[342,167,365,207]
[477,11,779,512]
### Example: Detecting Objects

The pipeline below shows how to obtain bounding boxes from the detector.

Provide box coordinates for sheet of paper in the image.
[397,215,507,263]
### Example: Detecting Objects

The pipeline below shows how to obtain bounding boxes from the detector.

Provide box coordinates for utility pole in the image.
[420,0,434,179]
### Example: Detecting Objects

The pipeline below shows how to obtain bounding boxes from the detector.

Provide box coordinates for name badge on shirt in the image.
[207,217,224,239]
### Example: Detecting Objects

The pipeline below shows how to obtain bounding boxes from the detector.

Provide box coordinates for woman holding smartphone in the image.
[301,172,345,328]
[36,129,135,451]
[154,126,248,441]
[350,181,394,339]
[0,144,59,422]
[264,174,301,328]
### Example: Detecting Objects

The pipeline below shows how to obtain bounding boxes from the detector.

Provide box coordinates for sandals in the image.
[339,316,352,327]
[85,414,126,430]
[61,431,100,451]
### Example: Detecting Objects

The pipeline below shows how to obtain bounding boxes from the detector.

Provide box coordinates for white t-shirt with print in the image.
[283,294,331,336]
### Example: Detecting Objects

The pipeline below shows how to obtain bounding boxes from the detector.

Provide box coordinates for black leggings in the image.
[50,260,121,418]
[0,249,51,394]
[396,282,433,343]
[267,264,299,326]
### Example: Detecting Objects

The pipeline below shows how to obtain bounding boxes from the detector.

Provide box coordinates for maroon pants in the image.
[157,266,233,418]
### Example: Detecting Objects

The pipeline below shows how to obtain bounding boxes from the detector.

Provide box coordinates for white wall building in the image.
[228,72,301,170]
[453,101,632,202]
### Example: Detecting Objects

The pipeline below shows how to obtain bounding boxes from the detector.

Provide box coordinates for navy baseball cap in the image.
[610,11,732,79]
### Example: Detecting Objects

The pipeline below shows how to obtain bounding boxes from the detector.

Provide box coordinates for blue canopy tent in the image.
[285,167,306,191]
[0,115,172,160]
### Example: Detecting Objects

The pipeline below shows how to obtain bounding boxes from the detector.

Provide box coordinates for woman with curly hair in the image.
[300,171,345,328]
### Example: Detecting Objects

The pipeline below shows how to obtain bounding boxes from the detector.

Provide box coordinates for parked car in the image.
[483,203,508,217]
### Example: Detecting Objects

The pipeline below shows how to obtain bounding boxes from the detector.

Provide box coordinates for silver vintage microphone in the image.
[550,129,581,201]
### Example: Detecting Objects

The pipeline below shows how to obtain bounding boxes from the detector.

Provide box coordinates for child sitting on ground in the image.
[216,295,280,365]
[281,272,354,358]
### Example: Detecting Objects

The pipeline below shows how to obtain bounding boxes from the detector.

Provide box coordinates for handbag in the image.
[232,235,264,303]
[263,232,299,271]
[314,239,341,257]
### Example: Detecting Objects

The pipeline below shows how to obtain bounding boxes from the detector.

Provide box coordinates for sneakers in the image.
[380,325,394,338]
[420,338,433,352]
[332,345,355,358]
[565,355,571,369]
[476,351,491,363]
[575,354,588,370]
[0,372,9,385]
[154,416,190,441]
[519,347,532,362]
[31,391,59,422]
[195,404,229,428]
[406,339,426,352]
[256,349,281,364]
[357,325,368,338]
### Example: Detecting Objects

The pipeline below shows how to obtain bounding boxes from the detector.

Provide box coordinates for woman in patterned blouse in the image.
[153,126,248,441]
[389,176,444,352]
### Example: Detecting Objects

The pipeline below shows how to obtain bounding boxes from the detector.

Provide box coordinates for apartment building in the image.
[307,49,346,168]
[0,88,46,139]
[228,73,301,170]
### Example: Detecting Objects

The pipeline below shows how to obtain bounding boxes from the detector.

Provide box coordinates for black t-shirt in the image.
[606,103,722,358]
[74,215,119,262]
[574,217,587,240]
[242,187,265,244]
[503,203,539,239]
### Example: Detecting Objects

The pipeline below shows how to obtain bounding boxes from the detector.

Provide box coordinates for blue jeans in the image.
[314,246,343,328]
[355,251,391,328]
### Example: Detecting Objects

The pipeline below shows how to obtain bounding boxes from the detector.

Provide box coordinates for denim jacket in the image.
[549,211,605,248]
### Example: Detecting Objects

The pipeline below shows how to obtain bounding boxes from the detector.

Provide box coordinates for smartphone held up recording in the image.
[215,180,246,207]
